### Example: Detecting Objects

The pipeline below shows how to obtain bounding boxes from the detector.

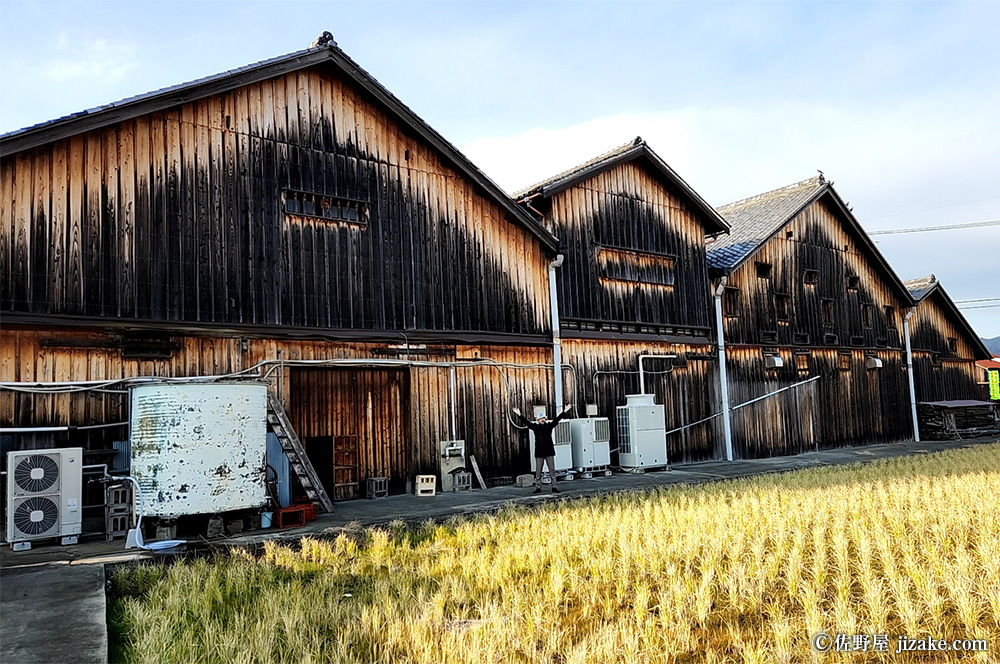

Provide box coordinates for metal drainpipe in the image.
[637,354,677,395]
[448,365,457,440]
[903,309,920,442]
[714,278,735,461]
[549,254,565,412]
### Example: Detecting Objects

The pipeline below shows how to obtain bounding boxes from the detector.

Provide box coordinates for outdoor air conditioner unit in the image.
[616,394,668,471]
[6,448,83,551]
[529,420,573,475]
[568,417,612,476]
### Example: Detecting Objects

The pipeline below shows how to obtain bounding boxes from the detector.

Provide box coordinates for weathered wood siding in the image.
[1,67,550,335]
[718,195,914,455]
[561,339,721,463]
[726,347,911,457]
[909,291,984,402]
[719,196,908,350]
[0,328,554,487]
[546,161,713,334]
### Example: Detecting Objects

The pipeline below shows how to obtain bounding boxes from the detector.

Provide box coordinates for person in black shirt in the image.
[513,405,572,493]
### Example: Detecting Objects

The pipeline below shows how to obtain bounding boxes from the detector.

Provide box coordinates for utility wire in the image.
[957,303,1000,310]
[868,219,1000,236]
[954,297,1000,304]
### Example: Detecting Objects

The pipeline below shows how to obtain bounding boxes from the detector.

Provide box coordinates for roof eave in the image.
[926,285,993,360]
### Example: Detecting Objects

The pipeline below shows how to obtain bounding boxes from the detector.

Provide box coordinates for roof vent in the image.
[310,31,336,49]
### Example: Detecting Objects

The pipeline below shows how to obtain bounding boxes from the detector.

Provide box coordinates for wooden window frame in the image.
[803,269,819,285]
[755,261,772,279]
[821,299,835,328]
[847,275,860,291]
[838,352,852,371]
[723,287,741,318]
[774,293,791,322]
[283,189,370,226]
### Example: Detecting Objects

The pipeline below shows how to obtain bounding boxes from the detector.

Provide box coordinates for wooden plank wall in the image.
[726,348,912,457]
[561,339,721,463]
[721,196,909,350]
[547,162,713,330]
[0,328,557,487]
[909,291,985,402]
[1,67,550,335]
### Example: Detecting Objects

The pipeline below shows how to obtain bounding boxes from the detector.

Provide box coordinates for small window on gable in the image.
[795,352,810,373]
[785,230,794,240]
[761,330,778,344]
[851,336,865,347]
[284,189,369,225]
[597,246,675,287]
[821,299,835,327]
[839,352,852,371]
[803,269,819,285]
[948,337,958,353]
[756,262,772,279]
[774,293,791,321]
[861,304,873,329]
[793,332,809,345]
[723,288,741,317]
[931,352,942,368]
[847,275,860,291]
[824,333,839,346]
[884,306,897,331]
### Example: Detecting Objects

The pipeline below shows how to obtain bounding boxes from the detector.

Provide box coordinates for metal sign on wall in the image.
[129,382,268,517]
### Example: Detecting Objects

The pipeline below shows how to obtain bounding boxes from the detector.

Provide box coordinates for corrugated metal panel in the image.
[265,432,291,508]
[129,382,267,517]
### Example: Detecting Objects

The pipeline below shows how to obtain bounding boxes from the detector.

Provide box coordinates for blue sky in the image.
[2,0,998,337]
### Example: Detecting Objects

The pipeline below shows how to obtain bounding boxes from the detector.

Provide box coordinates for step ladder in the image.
[266,393,334,514]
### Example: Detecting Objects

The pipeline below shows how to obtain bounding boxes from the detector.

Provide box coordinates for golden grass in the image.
[111,443,1000,663]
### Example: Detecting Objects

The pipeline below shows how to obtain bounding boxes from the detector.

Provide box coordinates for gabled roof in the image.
[514,137,730,235]
[904,275,992,360]
[707,175,914,304]
[707,176,826,269]
[0,39,558,252]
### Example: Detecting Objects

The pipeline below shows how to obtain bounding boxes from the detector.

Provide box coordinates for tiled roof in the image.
[514,137,643,198]
[707,176,827,269]
[903,274,938,301]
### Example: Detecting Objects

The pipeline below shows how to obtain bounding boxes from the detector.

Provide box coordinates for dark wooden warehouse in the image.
[707,175,917,456]
[903,275,992,402]
[516,138,731,463]
[0,38,563,496]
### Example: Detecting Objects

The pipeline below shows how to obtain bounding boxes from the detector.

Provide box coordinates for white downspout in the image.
[903,309,920,442]
[448,365,457,440]
[714,278,735,461]
[549,255,565,411]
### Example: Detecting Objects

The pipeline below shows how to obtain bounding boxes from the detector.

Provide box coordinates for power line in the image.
[954,297,1000,304]
[860,195,1000,221]
[957,303,1000,310]
[868,219,1000,236]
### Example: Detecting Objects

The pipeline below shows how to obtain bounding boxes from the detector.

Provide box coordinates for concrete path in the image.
[0,435,995,664]
[1,562,108,664]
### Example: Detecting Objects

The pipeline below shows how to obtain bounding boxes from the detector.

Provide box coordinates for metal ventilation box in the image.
[568,418,611,471]
[130,383,268,517]
[6,447,83,549]
[528,420,573,473]
[616,394,668,471]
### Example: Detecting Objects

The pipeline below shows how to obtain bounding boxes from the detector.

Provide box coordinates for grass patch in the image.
[109,443,1000,663]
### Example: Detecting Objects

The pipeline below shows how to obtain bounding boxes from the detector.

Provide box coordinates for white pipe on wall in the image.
[548,254,565,412]
[903,309,921,442]
[637,354,677,395]
[714,278,735,462]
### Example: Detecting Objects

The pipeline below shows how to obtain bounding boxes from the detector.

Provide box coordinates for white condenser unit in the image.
[529,420,573,474]
[616,394,668,471]
[6,448,83,550]
[568,418,612,473]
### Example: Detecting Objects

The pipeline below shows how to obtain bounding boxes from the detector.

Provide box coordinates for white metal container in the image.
[568,417,611,470]
[130,383,267,517]
[616,394,668,470]
[528,420,573,473]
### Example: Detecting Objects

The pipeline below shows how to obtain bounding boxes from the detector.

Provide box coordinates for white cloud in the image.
[42,32,139,83]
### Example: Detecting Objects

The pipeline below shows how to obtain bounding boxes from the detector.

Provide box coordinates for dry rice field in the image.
[110,443,1000,663]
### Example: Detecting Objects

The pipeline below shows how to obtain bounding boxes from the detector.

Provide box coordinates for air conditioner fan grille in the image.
[13,454,59,493]
[12,496,59,536]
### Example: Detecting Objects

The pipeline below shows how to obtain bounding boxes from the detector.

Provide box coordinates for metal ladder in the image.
[266,393,334,514]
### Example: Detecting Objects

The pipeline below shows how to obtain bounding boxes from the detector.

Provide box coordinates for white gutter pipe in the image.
[448,365,457,440]
[637,354,677,395]
[713,278,735,461]
[903,309,920,442]
[549,254,565,412]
